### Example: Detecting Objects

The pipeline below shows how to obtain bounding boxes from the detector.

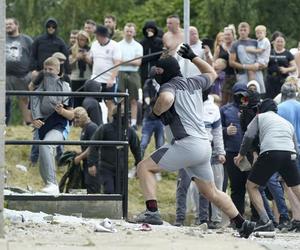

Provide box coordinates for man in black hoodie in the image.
[139,21,163,88]
[87,107,141,194]
[30,18,70,78]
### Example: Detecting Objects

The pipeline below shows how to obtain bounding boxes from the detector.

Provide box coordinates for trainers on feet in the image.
[238,220,256,238]
[278,216,291,231]
[135,210,163,225]
[208,221,222,229]
[254,220,275,232]
[288,220,300,232]
[41,183,59,195]
[173,219,184,227]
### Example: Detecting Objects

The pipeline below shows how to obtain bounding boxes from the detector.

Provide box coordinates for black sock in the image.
[146,200,158,212]
[231,214,245,229]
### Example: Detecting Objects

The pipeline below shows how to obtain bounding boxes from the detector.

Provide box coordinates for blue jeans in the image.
[260,173,289,221]
[140,118,164,158]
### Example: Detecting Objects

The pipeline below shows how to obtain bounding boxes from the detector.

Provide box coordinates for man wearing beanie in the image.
[87,25,121,122]
[134,44,256,238]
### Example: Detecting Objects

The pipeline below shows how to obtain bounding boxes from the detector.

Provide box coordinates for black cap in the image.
[95,25,109,37]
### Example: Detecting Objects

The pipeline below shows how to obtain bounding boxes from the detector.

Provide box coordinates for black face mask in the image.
[154,56,182,85]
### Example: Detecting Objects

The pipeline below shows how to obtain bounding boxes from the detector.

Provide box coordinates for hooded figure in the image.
[30,17,70,73]
[232,82,249,107]
[140,21,164,86]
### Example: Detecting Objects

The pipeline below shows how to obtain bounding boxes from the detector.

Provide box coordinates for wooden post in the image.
[0,0,6,238]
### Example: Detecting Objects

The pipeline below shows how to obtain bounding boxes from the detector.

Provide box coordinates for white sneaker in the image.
[128,168,137,179]
[155,173,162,181]
[41,183,59,195]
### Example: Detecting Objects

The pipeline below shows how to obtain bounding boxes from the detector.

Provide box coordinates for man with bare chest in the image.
[163,15,184,56]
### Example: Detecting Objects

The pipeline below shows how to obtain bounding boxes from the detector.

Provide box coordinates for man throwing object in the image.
[135,44,255,238]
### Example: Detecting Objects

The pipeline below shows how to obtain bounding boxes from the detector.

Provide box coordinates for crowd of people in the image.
[5,13,300,237]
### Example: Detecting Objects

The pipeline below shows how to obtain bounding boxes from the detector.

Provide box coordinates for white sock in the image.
[131,119,137,126]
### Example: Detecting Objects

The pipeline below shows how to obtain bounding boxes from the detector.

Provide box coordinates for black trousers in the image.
[224,151,258,220]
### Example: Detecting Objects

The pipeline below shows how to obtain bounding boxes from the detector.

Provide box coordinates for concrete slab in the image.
[0,238,8,250]
[5,194,123,218]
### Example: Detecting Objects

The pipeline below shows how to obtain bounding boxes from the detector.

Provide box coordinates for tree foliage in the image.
[6,0,300,47]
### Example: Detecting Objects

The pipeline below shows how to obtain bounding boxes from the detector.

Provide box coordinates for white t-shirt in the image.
[257,37,271,66]
[118,39,143,72]
[89,39,121,83]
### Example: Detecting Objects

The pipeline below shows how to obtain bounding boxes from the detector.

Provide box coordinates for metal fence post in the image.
[0,0,6,238]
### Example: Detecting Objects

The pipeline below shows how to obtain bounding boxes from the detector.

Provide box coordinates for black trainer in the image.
[288,220,300,232]
[277,216,291,231]
[238,220,256,238]
[134,209,163,225]
[173,219,184,227]
[254,220,275,232]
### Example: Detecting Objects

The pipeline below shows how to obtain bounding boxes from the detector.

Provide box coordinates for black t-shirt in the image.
[218,45,235,76]
[38,98,73,140]
[268,49,294,78]
[80,121,98,151]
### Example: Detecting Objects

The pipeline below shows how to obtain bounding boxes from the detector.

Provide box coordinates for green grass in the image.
[5,125,178,221]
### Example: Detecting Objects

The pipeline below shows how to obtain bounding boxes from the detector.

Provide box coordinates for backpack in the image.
[58,151,85,193]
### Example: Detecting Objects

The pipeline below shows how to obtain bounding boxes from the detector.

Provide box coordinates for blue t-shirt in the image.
[278,99,300,151]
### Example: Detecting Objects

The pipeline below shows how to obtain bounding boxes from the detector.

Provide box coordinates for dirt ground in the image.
[2,211,300,250]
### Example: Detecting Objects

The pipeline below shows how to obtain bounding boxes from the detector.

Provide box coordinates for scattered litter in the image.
[185,228,196,236]
[198,222,208,232]
[95,218,117,233]
[16,164,28,172]
[4,209,48,224]
[133,223,152,231]
[53,214,84,225]
[253,231,276,238]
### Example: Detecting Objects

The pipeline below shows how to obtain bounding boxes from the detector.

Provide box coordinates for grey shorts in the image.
[151,136,214,182]
[6,72,32,91]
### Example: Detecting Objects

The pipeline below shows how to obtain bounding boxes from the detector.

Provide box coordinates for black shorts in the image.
[100,83,118,101]
[248,150,300,187]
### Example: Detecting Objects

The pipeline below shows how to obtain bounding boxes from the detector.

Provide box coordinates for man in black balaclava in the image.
[235,98,300,232]
[135,44,256,239]
[152,55,182,85]
[30,17,70,76]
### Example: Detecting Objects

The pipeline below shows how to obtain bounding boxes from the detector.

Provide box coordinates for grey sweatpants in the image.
[39,129,64,185]
[151,136,214,182]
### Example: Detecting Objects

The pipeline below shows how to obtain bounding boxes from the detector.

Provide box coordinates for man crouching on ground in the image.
[134,44,255,238]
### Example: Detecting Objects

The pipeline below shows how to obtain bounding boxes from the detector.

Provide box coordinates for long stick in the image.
[76,49,167,93]
[35,49,167,125]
